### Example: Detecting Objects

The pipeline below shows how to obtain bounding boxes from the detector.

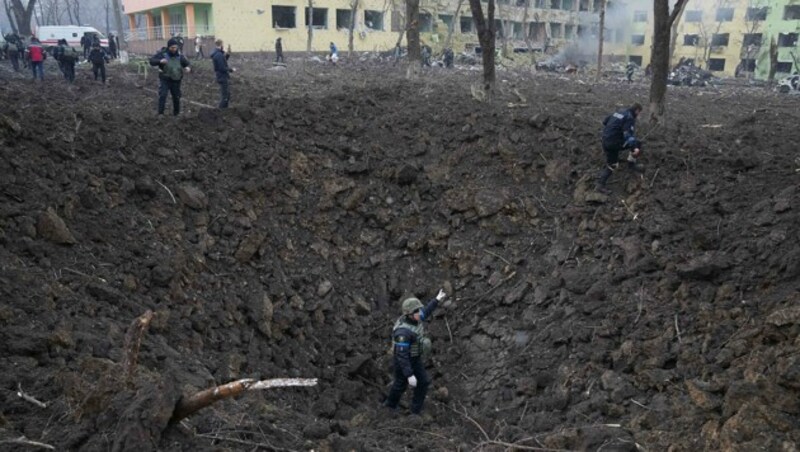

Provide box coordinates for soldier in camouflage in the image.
[384,289,447,415]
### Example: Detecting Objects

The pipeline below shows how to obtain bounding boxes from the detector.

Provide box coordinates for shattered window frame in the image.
[685,10,702,22]
[304,7,329,29]
[708,58,725,71]
[715,8,734,22]
[272,5,297,29]
[784,5,800,20]
[745,6,768,21]
[629,55,642,66]
[460,16,474,33]
[364,10,384,30]
[420,13,433,32]
[778,33,799,47]
[711,33,729,47]
[336,9,352,30]
[683,34,699,46]
[776,61,794,73]
[633,11,647,23]
[550,22,563,39]
[739,58,755,72]
[630,34,645,46]
[742,33,762,47]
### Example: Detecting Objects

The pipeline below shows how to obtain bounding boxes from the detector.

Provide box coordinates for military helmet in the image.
[401,297,424,315]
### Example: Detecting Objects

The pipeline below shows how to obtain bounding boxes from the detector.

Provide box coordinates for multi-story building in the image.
[122,0,605,55]
[605,0,799,80]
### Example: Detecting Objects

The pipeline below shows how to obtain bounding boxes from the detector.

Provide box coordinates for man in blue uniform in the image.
[384,289,447,415]
[596,103,644,194]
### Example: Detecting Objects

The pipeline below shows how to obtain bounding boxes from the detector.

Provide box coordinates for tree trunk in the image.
[405,0,420,78]
[348,0,358,55]
[767,36,777,83]
[596,0,605,82]
[469,0,495,93]
[112,0,125,49]
[668,0,687,62]
[307,0,313,53]
[4,0,19,33]
[104,0,110,36]
[10,0,37,36]
[443,0,463,50]
[65,0,74,24]
[648,0,688,121]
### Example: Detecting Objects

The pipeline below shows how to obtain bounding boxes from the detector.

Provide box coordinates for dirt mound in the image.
[1,60,800,451]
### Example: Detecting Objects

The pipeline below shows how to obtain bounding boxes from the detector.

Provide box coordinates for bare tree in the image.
[741,0,766,79]
[697,0,733,69]
[9,0,37,36]
[405,0,420,78]
[443,0,463,50]
[4,0,19,33]
[596,0,605,82]
[306,0,314,53]
[111,0,124,49]
[668,0,688,61]
[469,0,496,93]
[649,0,689,121]
[767,35,777,83]
[348,0,358,55]
[64,0,80,24]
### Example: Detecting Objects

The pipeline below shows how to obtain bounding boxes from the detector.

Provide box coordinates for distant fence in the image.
[127,35,216,57]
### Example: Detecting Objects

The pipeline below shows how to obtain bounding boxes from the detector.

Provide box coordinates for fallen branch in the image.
[445,316,454,343]
[122,310,154,386]
[171,378,318,423]
[484,249,512,266]
[674,314,682,344]
[17,383,47,408]
[620,200,640,221]
[0,436,55,450]
[155,180,176,204]
[649,168,660,188]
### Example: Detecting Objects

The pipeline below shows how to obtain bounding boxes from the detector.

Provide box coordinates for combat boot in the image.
[595,166,613,194]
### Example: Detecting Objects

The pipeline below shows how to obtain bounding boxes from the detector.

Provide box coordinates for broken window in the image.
[562,0,574,10]
[683,34,699,46]
[564,24,574,40]
[631,34,645,45]
[776,61,794,73]
[629,55,642,66]
[579,0,590,11]
[784,5,800,20]
[420,13,433,32]
[708,58,725,71]
[512,22,524,39]
[685,10,702,22]
[633,11,647,22]
[535,0,548,8]
[460,16,474,33]
[742,33,762,47]
[530,22,546,41]
[778,33,799,47]
[739,58,755,72]
[272,6,296,28]
[495,19,505,38]
[715,8,734,22]
[745,6,768,21]
[550,22,562,38]
[439,14,453,29]
[550,0,561,9]
[304,7,328,29]
[711,33,729,46]
[336,9,351,30]
[364,10,383,30]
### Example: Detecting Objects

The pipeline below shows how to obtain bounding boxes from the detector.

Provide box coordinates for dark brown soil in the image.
[1,56,800,452]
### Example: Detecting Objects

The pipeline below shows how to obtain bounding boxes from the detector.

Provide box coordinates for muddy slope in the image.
[1,60,799,451]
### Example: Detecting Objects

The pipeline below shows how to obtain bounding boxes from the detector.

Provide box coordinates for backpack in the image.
[62,46,78,62]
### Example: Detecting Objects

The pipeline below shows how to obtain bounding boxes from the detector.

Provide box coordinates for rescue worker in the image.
[58,39,78,83]
[443,48,454,68]
[384,289,447,415]
[596,103,644,194]
[211,39,234,108]
[393,43,401,66]
[421,43,432,67]
[26,38,46,81]
[88,42,109,84]
[81,33,90,60]
[108,33,118,59]
[150,37,191,116]
[5,33,21,72]
[275,37,284,63]
[328,42,338,65]
[625,62,636,83]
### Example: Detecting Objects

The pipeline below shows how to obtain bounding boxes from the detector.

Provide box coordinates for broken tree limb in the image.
[122,310,154,385]
[155,180,176,204]
[171,378,318,423]
[16,383,48,408]
[0,436,55,450]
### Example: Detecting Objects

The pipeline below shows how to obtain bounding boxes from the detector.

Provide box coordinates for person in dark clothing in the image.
[421,44,432,67]
[211,39,234,108]
[58,40,79,83]
[108,33,118,59]
[393,43,402,66]
[275,37,284,63]
[384,289,447,415]
[625,62,636,83]
[81,32,92,60]
[443,48,454,68]
[176,33,185,52]
[88,43,109,83]
[150,38,191,116]
[596,103,644,194]
[6,33,21,71]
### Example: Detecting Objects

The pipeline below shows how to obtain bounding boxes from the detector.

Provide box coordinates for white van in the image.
[34,25,109,50]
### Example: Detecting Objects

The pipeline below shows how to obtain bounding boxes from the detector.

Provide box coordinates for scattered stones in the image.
[36,207,76,244]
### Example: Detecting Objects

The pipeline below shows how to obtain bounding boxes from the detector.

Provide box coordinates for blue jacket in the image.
[211,48,231,82]
[602,108,639,149]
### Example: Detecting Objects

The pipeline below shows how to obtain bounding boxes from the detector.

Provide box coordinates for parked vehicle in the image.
[34,25,108,51]
[777,74,800,93]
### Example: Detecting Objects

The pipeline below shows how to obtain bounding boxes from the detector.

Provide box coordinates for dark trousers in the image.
[158,78,182,116]
[63,61,75,82]
[83,46,90,59]
[31,61,44,80]
[9,52,19,71]
[218,79,230,108]
[92,63,106,82]
[384,357,430,414]
[276,53,284,63]
[598,141,621,188]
